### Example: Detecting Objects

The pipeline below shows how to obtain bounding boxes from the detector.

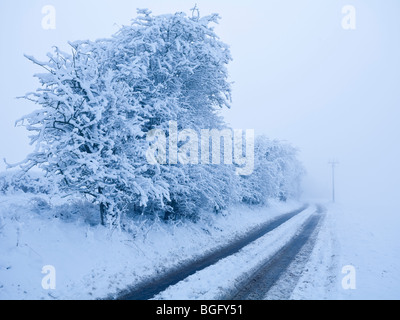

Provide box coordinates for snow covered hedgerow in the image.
[8,8,304,228]
[239,136,305,205]
[109,9,237,220]
[0,171,52,195]
[9,9,235,227]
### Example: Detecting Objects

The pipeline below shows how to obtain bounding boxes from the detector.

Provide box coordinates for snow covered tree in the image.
[108,9,235,219]
[112,8,232,132]
[11,8,304,226]
[239,136,304,205]
[11,9,234,225]
[12,42,172,227]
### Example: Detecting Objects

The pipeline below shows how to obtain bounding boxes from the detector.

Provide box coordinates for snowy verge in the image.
[291,200,400,300]
[153,205,317,300]
[0,193,303,300]
[290,203,340,300]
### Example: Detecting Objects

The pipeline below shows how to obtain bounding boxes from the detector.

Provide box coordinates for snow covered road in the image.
[120,204,322,300]
[230,211,324,300]
[0,194,305,300]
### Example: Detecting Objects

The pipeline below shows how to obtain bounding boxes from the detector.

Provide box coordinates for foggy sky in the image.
[1,0,399,203]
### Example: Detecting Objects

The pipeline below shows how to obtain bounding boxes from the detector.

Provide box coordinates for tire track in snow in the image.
[118,204,309,300]
[229,209,324,300]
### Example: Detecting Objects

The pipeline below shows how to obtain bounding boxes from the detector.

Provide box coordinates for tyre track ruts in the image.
[228,210,324,300]
[116,204,309,300]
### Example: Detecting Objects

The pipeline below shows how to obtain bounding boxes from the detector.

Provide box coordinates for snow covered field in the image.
[292,200,400,300]
[0,193,302,300]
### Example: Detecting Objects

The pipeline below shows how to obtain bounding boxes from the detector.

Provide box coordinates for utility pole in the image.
[329,160,339,203]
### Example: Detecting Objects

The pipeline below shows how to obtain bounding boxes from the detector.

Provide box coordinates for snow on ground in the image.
[150,198,400,301]
[153,205,317,300]
[289,203,340,300]
[2,190,397,301]
[0,192,301,300]
[292,200,400,300]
